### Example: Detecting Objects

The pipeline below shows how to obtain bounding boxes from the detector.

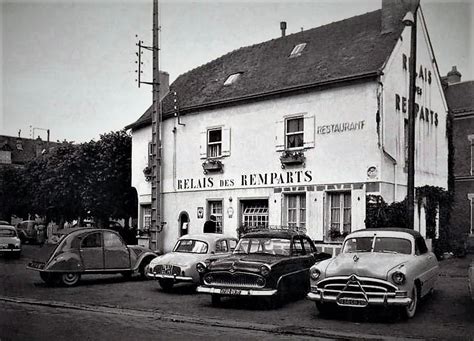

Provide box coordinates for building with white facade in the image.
[127,0,449,253]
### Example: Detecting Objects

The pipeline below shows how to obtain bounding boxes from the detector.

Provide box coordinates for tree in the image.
[0,166,29,221]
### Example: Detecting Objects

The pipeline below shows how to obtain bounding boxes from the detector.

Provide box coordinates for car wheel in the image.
[401,286,418,319]
[211,294,221,306]
[139,258,152,279]
[40,272,59,286]
[60,273,81,287]
[158,279,174,291]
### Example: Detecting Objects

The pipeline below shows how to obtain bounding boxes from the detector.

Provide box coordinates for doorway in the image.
[179,211,190,237]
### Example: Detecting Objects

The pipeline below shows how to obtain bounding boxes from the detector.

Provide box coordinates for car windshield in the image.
[173,239,208,254]
[343,236,412,255]
[234,237,291,256]
[0,228,16,237]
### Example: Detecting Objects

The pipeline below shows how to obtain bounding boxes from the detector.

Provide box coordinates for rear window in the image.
[174,239,208,254]
[0,229,16,237]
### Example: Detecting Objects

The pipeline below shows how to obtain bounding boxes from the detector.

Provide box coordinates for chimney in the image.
[381,0,419,35]
[280,21,287,37]
[159,71,170,101]
[446,66,462,84]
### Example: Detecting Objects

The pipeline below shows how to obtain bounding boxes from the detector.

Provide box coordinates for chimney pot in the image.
[447,66,462,84]
[280,21,287,37]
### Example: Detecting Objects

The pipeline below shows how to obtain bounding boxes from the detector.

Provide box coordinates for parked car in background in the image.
[146,233,238,291]
[197,227,332,307]
[16,220,41,244]
[307,228,439,319]
[0,224,21,258]
[27,228,157,286]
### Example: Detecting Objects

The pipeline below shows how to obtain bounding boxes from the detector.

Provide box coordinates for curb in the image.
[0,295,422,341]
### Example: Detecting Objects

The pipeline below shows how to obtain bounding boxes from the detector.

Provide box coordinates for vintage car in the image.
[196,228,332,307]
[0,224,22,258]
[16,220,40,243]
[146,233,238,290]
[307,228,439,318]
[27,228,157,286]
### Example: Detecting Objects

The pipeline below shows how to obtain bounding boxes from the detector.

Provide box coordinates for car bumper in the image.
[146,272,194,282]
[307,290,412,306]
[197,286,277,297]
[0,249,21,253]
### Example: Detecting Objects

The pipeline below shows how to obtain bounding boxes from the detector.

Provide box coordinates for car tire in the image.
[158,279,174,291]
[40,272,59,286]
[139,258,152,279]
[211,294,221,307]
[60,273,81,287]
[401,286,418,319]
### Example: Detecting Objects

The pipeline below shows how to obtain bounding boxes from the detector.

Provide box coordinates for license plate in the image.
[220,288,241,295]
[161,265,172,275]
[337,297,368,307]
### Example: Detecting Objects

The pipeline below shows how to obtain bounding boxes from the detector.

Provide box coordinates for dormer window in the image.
[224,73,241,86]
[289,43,307,58]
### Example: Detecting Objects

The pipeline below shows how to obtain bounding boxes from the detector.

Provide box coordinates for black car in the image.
[196,228,331,307]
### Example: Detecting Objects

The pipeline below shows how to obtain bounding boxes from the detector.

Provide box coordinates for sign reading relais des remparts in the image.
[177,170,313,191]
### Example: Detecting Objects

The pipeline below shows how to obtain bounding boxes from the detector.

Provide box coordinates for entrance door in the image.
[80,231,104,270]
[179,212,190,237]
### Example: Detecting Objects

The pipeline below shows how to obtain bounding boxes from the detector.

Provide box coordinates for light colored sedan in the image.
[307,227,439,319]
[146,233,238,291]
[0,225,21,258]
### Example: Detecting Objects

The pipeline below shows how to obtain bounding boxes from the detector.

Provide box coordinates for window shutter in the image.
[351,188,366,232]
[221,128,231,156]
[275,119,285,151]
[313,191,325,241]
[199,131,207,159]
[303,114,315,149]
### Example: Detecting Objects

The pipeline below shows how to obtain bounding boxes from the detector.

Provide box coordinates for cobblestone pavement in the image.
[1,246,473,340]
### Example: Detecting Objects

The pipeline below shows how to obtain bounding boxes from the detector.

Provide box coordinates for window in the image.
[142,205,151,230]
[207,128,222,158]
[292,237,305,255]
[174,239,208,254]
[215,240,228,253]
[103,231,124,248]
[208,200,223,233]
[224,73,241,85]
[286,193,306,228]
[82,232,102,248]
[289,43,306,57]
[415,237,427,255]
[242,200,269,228]
[286,117,304,149]
[228,239,237,251]
[329,192,351,235]
[302,237,315,253]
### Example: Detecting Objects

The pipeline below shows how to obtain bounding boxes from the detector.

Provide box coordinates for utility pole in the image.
[404,7,418,230]
[150,0,162,250]
[135,0,162,250]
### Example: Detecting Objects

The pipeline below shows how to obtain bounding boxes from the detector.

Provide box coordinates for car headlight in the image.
[196,262,207,273]
[260,265,270,277]
[310,268,321,280]
[392,271,406,285]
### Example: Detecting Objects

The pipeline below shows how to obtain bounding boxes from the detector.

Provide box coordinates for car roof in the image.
[348,227,422,238]
[178,233,237,243]
[61,227,114,238]
[242,229,307,239]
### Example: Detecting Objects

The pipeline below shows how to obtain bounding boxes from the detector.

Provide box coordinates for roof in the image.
[445,81,474,114]
[0,135,63,166]
[349,227,422,238]
[127,4,408,130]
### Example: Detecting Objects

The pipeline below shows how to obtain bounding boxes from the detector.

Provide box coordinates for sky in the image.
[1,0,472,143]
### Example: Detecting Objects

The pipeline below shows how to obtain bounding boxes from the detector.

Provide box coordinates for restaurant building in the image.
[127,0,449,253]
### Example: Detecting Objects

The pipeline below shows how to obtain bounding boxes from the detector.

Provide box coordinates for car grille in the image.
[204,271,265,288]
[315,275,398,300]
[152,264,181,276]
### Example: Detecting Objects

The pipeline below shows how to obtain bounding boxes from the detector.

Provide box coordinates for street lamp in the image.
[404,8,418,230]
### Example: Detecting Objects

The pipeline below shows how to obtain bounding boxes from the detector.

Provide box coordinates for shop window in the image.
[208,200,223,233]
[286,117,304,149]
[328,192,351,239]
[242,200,269,228]
[285,193,306,229]
[289,43,306,58]
[141,205,152,230]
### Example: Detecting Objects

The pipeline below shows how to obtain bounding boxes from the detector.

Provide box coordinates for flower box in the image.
[280,151,305,168]
[202,159,224,174]
[143,166,153,182]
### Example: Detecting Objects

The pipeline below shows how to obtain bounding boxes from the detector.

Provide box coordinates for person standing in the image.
[203,215,217,233]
